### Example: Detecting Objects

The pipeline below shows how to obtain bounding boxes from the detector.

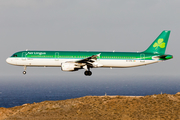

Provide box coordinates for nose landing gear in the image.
[23,66,27,75]
[23,71,26,75]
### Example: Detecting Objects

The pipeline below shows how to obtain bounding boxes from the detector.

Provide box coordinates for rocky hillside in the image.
[1,94,180,120]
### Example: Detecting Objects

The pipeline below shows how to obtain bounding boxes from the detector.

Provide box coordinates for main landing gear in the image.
[84,71,92,76]
[83,65,92,76]
[23,66,27,75]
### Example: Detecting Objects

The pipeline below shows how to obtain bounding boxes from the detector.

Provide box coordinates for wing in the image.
[64,53,102,70]
[61,53,102,72]
[75,53,101,63]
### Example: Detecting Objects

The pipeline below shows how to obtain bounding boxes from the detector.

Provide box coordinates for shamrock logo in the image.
[153,39,166,50]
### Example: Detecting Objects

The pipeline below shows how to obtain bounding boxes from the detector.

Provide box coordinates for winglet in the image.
[97,53,101,57]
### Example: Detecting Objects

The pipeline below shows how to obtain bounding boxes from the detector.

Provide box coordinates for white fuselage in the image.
[6,57,160,68]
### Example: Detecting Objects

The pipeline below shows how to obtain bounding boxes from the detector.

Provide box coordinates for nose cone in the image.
[6,58,17,65]
[6,58,11,64]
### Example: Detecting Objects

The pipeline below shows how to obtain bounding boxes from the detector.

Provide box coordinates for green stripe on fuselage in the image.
[10,51,159,60]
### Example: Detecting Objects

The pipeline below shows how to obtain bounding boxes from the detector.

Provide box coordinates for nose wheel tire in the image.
[23,71,26,75]
[84,71,92,76]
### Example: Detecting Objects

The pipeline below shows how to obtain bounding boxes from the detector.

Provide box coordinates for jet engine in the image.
[61,63,78,71]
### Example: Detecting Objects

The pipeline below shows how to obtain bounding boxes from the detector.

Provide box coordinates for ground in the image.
[1,93,180,120]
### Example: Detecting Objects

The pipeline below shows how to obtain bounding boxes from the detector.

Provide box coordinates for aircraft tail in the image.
[143,30,171,54]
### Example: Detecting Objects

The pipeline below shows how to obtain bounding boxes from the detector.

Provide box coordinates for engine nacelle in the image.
[92,62,103,68]
[61,63,77,71]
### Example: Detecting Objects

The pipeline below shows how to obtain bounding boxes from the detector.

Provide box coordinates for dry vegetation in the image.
[1,93,180,120]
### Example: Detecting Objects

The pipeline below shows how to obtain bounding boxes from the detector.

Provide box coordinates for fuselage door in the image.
[140,54,145,62]
[22,52,26,61]
[55,52,59,61]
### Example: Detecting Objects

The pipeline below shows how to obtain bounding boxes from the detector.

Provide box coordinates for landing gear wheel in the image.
[84,71,92,76]
[23,71,26,75]
[84,71,88,76]
[88,71,92,76]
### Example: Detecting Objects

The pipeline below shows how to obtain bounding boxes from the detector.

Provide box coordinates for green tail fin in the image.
[143,30,171,54]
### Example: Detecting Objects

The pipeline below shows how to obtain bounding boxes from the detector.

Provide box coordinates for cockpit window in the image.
[12,54,17,57]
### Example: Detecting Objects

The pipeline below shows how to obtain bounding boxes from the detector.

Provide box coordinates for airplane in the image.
[6,30,173,76]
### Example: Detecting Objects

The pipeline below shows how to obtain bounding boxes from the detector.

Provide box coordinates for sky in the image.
[0,0,179,78]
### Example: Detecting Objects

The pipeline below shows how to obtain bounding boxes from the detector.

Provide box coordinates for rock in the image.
[1,94,180,120]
